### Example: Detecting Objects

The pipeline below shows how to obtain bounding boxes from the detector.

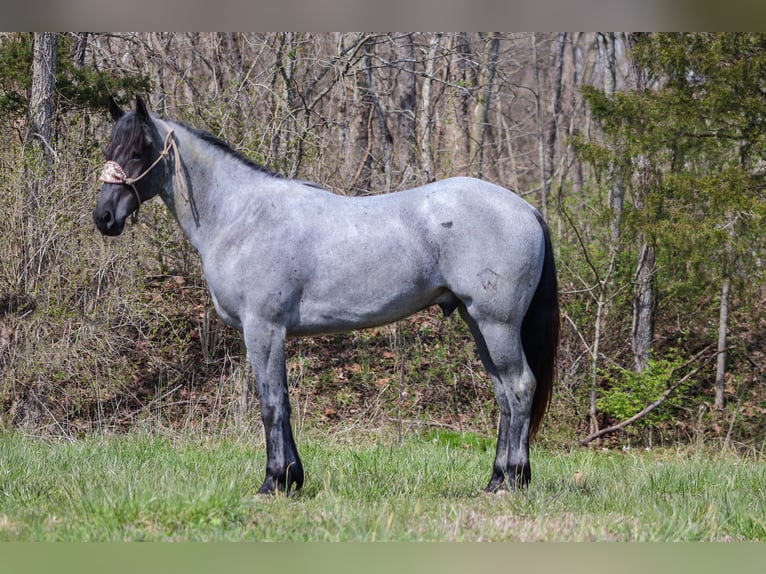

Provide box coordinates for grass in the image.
[1,427,765,541]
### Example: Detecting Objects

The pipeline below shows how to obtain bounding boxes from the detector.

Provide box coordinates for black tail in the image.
[521,212,560,440]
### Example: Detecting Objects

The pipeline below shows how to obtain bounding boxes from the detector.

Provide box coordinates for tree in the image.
[0,33,150,140]
[580,33,766,412]
[27,33,57,164]
[396,33,418,176]
[470,32,500,179]
[418,33,442,182]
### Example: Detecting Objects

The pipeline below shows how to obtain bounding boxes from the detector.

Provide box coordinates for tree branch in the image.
[578,346,716,446]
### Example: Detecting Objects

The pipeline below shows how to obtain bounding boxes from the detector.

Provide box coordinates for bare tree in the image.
[418,33,442,183]
[362,40,393,191]
[531,34,548,217]
[396,33,418,181]
[631,239,656,372]
[27,32,57,165]
[714,222,737,411]
[714,276,731,410]
[544,33,567,215]
[470,33,500,179]
[349,48,375,194]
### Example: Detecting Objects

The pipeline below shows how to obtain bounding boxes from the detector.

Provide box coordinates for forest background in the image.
[1,32,764,451]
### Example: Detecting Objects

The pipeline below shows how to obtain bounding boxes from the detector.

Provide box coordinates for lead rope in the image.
[99,127,177,223]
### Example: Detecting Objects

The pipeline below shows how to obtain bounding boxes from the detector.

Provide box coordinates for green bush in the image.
[597,351,689,430]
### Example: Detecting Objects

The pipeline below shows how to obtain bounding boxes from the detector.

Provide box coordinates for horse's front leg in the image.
[244,321,304,495]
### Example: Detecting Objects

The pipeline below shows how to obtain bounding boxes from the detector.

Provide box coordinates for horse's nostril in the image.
[94,209,114,232]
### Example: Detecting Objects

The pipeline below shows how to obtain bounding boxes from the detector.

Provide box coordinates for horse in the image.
[93,96,560,495]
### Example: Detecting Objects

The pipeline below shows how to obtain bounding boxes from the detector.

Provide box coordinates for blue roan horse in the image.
[93,97,560,494]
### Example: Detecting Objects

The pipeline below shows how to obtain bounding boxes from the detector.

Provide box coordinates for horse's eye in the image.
[131,151,142,160]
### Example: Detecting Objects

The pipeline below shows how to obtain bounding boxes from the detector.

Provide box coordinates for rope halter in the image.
[98,128,176,221]
[99,161,132,185]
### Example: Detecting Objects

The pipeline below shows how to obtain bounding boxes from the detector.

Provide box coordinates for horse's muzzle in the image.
[93,185,138,236]
[93,205,124,236]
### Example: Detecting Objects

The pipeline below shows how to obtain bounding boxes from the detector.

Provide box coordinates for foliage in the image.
[0,33,150,136]
[597,351,689,430]
[580,33,766,284]
[577,32,766,435]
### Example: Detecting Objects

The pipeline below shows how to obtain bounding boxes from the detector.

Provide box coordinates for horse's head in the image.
[93,96,165,236]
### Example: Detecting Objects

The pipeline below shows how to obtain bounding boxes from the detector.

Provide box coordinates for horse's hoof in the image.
[257,465,304,496]
[485,472,508,493]
[256,477,278,495]
[512,463,531,488]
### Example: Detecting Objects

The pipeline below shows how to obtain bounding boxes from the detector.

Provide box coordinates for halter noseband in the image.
[99,160,132,185]
[98,128,176,221]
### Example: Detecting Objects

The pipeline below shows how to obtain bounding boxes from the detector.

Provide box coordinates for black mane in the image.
[182,123,283,178]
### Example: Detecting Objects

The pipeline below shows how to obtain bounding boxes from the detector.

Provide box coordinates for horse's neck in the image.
[157,120,259,255]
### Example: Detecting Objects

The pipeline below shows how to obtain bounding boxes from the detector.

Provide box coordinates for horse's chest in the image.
[207,286,242,330]
[202,264,245,330]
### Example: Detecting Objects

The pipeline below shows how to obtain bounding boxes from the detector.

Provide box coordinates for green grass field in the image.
[1,428,765,541]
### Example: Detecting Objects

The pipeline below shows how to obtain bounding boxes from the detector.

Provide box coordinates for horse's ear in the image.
[108,96,125,121]
[135,96,149,123]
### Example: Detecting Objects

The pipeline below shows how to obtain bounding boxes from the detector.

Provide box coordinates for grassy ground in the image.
[1,426,765,541]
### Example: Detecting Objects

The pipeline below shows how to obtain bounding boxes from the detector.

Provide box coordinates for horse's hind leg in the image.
[459,306,511,491]
[460,305,535,490]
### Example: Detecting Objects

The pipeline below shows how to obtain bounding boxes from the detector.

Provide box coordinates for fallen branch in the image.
[578,346,715,446]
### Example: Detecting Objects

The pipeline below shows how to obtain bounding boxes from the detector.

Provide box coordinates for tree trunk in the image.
[453,32,473,171]
[18,32,57,417]
[470,33,499,179]
[272,33,305,178]
[714,276,731,411]
[567,33,586,203]
[27,32,57,164]
[419,33,442,182]
[531,34,548,218]
[544,33,567,215]
[586,32,621,436]
[632,238,656,371]
[601,32,624,245]
[349,59,374,194]
[72,32,88,68]
[601,32,616,97]
[362,40,393,191]
[589,296,605,436]
[625,32,655,373]
[397,33,417,176]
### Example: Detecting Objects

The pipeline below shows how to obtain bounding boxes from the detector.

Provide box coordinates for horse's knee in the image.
[258,390,291,426]
[259,402,279,427]
[508,367,536,410]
